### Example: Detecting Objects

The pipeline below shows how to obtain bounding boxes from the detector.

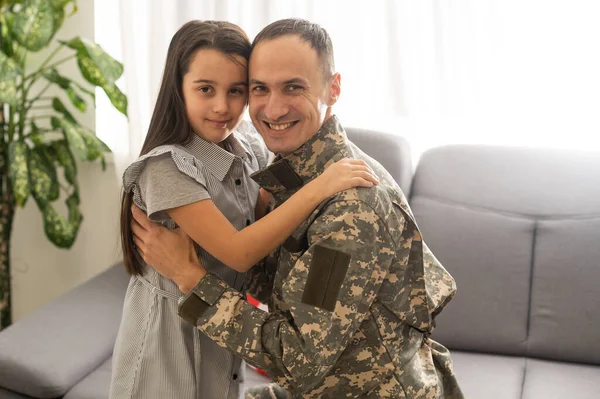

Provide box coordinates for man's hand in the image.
[130,204,206,293]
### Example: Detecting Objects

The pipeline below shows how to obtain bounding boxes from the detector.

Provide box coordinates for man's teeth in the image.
[268,122,293,131]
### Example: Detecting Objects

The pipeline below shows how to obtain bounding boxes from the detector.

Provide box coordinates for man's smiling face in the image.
[248,35,340,156]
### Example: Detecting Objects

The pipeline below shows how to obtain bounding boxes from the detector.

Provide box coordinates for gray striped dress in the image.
[110,121,270,399]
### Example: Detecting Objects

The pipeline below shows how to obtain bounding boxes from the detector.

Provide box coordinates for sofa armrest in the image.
[0,264,129,398]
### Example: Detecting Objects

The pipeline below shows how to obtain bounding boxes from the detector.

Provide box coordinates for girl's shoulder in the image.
[234,120,272,169]
[122,144,206,192]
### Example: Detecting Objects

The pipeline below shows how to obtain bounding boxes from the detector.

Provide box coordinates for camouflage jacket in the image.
[178,116,464,398]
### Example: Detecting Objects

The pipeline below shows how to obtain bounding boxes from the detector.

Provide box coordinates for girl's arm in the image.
[167,158,379,273]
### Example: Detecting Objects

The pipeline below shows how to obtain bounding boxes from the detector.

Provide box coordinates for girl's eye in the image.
[229,87,245,95]
[199,86,213,93]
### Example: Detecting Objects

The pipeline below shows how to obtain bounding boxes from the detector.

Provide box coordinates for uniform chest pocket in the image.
[301,245,351,312]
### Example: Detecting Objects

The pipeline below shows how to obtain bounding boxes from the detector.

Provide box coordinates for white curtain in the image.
[95,0,600,179]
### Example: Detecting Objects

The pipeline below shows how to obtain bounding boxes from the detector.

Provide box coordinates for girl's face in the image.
[182,49,248,144]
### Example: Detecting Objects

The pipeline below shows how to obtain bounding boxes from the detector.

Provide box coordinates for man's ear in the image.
[327,73,341,106]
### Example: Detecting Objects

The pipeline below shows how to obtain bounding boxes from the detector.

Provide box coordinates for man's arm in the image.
[244,248,278,304]
[178,199,398,393]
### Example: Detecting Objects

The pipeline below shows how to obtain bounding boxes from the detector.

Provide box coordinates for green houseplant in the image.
[0,0,127,329]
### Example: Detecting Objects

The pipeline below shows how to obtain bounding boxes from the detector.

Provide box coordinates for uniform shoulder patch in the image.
[302,245,351,312]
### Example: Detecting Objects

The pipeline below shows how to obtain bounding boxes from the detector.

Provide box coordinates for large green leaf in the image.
[8,141,31,207]
[51,115,86,160]
[51,116,111,164]
[51,5,64,36]
[102,82,127,115]
[12,0,55,51]
[51,139,77,184]
[51,97,76,123]
[63,37,123,85]
[43,67,69,87]
[40,195,82,248]
[28,146,59,203]
[79,128,110,171]
[66,87,85,111]
[73,80,95,103]
[0,80,18,106]
[59,37,125,115]
[44,69,87,111]
[51,0,76,12]
[1,12,15,57]
[0,51,22,105]
[28,121,44,145]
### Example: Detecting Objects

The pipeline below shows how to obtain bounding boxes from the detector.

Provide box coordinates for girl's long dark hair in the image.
[120,21,251,275]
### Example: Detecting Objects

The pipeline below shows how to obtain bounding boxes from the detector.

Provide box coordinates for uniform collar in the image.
[186,132,252,181]
[251,115,348,201]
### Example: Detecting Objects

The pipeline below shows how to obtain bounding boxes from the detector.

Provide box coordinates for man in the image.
[132,18,464,398]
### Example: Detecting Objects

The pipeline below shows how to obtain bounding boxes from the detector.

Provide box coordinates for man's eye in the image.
[251,86,266,93]
[199,86,212,93]
[286,85,302,92]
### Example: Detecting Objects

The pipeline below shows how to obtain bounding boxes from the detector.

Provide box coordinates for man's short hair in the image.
[252,18,335,80]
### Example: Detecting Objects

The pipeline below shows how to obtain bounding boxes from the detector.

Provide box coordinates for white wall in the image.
[10,0,122,320]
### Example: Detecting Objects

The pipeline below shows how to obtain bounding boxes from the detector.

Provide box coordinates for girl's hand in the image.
[311,158,379,199]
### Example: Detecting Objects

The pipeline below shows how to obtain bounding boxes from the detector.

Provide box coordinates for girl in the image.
[110,21,377,399]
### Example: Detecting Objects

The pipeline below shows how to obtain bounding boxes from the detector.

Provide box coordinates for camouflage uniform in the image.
[245,383,290,399]
[178,116,464,398]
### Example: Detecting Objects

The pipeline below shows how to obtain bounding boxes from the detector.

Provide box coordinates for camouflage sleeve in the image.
[244,248,278,304]
[178,199,396,393]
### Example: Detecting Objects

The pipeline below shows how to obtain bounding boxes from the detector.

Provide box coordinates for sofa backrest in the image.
[410,145,600,365]
[346,127,413,197]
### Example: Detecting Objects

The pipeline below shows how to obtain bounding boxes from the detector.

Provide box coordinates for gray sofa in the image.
[0,129,598,398]
[414,146,600,399]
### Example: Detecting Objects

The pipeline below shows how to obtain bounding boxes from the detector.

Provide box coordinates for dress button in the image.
[246,219,251,226]
[232,373,238,380]
[235,179,242,185]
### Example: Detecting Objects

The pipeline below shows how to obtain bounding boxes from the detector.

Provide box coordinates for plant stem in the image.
[25,55,75,90]
[27,115,54,121]
[59,182,72,193]
[24,45,63,81]
[44,55,76,72]
[7,106,15,144]
[0,90,10,329]
[26,85,53,109]
[18,57,28,140]
[0,174,15,329]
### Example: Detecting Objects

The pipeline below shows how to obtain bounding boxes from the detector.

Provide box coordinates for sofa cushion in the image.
[450,351,525,399]
[529,217,600,365]
[345,127,413,196]
[0,265,129,398]
[413,197,534,355]
[0,387,31,399]
[64,357,112,399]
[521,358,600,399]
[411,146,600,361]
[410,146,600,217]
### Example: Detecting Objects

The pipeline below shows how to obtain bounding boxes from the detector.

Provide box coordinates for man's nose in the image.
[263,92,289,121]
